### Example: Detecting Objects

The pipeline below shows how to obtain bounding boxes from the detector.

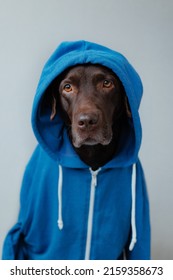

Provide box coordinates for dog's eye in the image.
[64,84,72,92]
[103,80,112,88]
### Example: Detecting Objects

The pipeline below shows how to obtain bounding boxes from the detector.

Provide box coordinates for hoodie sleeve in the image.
[126,160,151,260]
[2,146,40,260]
[2,223,26,260]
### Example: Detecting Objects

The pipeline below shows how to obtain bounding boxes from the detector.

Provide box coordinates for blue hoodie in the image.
[2,40,150,260]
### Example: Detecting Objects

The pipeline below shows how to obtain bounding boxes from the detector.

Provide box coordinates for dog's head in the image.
[51,64,131,149]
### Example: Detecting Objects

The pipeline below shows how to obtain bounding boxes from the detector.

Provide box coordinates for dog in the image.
[50,64,131,170]
[2,40,150,260]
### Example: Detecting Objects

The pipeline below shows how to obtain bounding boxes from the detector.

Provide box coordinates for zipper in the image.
[85,168,101,260]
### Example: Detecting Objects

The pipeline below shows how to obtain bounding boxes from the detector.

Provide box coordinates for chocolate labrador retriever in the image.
[51,64,131,170]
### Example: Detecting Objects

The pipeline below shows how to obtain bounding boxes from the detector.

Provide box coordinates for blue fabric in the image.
[2,40,150,260]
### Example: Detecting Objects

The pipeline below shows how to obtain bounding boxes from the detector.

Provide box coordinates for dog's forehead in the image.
[61,64,116,80]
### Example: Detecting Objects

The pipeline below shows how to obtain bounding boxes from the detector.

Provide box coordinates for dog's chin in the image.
[72,136,112,148]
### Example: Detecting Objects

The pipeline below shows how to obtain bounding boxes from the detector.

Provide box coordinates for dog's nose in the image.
[77,113,99,130]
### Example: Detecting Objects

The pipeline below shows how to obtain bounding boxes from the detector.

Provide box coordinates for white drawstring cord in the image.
[57,165,63,230]
[129,164,137,251]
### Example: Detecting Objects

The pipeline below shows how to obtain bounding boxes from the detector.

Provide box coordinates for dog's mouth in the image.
[71,128,112,148]
[79,138,99,146]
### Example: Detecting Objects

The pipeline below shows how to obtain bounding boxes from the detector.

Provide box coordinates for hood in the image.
[31,40,143,168]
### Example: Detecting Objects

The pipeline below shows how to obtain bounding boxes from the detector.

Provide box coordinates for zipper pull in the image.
[90,168,101,188]
[92,172,97,187]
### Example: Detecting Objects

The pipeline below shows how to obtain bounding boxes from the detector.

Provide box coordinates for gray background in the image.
[0,0,173,259]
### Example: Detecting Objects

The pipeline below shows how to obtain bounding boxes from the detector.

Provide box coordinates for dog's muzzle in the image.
[71,111,112,148]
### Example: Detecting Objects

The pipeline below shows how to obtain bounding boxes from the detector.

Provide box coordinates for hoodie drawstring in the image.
[129,163,137,251]
[57,165,63,230]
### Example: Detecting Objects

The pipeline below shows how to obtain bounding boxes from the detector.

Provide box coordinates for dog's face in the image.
[52,64,129,149]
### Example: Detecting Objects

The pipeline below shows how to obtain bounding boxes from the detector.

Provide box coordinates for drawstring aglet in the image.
[57,219,63,230]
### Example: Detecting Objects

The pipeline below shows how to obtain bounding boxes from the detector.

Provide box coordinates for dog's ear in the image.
[125,96,132,118]
[50,94,57,121]
[50,77,61,120]
[118,79,132,118]
[49,79,59,121]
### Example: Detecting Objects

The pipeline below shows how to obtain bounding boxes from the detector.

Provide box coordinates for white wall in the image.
[0,0,173,259]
